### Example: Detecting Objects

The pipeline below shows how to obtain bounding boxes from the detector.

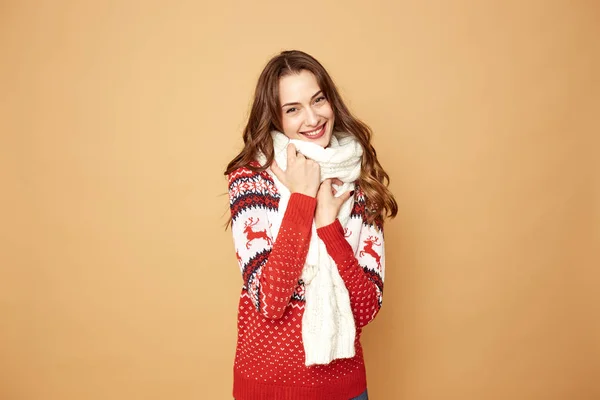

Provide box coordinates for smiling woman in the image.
[224,50,397,400]
[279,71,335,148]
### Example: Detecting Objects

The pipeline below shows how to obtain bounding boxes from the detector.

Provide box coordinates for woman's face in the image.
[278,70,335,148]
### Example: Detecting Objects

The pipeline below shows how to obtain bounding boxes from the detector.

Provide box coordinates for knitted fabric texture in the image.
[228,163,385,399]
[258,131,363,365]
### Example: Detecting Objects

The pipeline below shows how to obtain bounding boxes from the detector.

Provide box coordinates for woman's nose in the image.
[305,108,319,126]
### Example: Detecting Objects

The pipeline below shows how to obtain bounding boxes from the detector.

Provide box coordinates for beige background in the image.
[1,1,599,399]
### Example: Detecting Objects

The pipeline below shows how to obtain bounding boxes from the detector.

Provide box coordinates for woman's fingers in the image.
[270,159,285,182]
[319,179,351,200]
[331,178,343,186]
[338,189,353,203]
[286,143,297,164]
[329,179,350,198]
[275,144,320,197]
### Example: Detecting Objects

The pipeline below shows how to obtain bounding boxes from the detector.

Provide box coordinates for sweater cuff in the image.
[283,193,317,227]
[316,219,354,259]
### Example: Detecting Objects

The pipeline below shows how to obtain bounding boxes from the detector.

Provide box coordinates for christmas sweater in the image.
[228,164,385,400]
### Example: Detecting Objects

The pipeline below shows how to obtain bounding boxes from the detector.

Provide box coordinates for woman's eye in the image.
[314,96,326,103]
[285,108,297,114]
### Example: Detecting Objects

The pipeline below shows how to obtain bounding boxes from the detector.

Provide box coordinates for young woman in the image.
[224,50,397,400]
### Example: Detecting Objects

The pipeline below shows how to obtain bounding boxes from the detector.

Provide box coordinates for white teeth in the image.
[302,125,324,136]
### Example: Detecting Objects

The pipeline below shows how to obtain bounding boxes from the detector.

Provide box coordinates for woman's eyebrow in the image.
[281,90,323,108]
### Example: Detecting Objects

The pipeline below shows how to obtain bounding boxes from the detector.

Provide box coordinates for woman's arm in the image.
[228,166,316,320]
[316,213,385,328]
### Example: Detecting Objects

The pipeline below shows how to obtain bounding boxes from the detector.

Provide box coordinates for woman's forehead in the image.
[279,71,321,103]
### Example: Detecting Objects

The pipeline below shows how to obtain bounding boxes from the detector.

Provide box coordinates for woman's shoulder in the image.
[228,161,279,219]
[352,182,384,231]
[228,161,271,183]
[227,161,279,199]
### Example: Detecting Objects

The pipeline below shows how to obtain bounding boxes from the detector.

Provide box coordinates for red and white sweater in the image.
[228,164,385,400]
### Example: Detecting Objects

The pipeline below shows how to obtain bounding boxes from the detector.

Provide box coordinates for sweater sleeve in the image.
[228,167,316,320]
[316,216,385,328]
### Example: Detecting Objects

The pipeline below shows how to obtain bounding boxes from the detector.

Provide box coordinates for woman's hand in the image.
[271,144,321,198]
[315,178,354,228]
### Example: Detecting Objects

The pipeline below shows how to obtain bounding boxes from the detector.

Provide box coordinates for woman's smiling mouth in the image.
[300,123,326,139]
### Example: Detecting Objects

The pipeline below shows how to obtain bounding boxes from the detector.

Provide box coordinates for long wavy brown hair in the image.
[225,50,397,225]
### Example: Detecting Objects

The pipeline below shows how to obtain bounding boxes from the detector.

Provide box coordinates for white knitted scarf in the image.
[258,130,363,366]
